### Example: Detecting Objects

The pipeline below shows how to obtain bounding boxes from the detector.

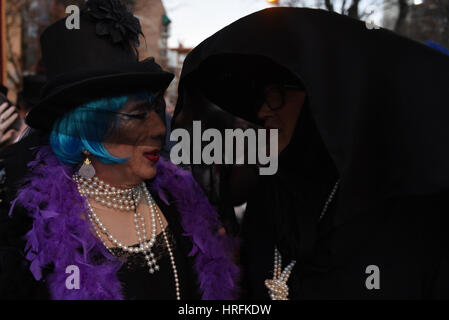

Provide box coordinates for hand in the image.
[0,102,19,147]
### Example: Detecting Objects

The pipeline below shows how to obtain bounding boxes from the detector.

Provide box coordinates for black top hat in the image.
[26,0,174,131]
[17,75,47,110]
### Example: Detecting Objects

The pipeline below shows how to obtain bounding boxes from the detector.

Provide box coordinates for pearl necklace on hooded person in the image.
[265,180,340,300]
[73,174,181,300]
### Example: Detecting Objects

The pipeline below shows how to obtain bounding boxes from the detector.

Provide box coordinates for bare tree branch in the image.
[341,0,347,15]
[394,0,409,32]
[324,0,334,12]
[347,0,360,19]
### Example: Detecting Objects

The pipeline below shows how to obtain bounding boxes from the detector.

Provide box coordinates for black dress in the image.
[113,193,201,300]
[241,184,449,300]
[238,107,449,300]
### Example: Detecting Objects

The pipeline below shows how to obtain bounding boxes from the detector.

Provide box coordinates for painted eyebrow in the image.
[122,100,148,113]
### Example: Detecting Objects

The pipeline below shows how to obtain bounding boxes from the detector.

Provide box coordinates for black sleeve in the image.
[0,131,51,299]
[415,193,449,299]
[427,254,449,299]
[0,203,50,299]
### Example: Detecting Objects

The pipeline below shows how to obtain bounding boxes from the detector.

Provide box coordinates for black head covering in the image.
[174,7,449,229]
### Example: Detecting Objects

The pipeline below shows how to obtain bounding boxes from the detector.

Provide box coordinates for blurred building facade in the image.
[2,0,85,99]
[0,0,5,84]
[133,0,171,69]
[1,0,171,99]
[165,43,192,115]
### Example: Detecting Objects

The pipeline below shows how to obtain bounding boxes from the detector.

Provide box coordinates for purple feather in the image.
[11,146,239,300]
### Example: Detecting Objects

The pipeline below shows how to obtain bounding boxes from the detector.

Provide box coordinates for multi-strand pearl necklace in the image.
[265,180,340,300]
[75,175,141,212]
[73,174,181,300]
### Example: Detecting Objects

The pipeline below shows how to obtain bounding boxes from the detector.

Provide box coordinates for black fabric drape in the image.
[173,8,449,299]
[174,8,449,225]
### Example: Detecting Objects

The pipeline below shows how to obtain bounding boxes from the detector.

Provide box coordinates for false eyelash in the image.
[119,112,147,120]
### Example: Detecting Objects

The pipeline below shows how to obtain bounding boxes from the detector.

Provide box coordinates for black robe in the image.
[173,8,449,299]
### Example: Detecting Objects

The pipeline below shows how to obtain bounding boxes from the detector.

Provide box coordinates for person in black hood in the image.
[173,7,449,299]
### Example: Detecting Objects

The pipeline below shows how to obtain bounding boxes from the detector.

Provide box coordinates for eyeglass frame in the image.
[106,91,166,121]
[252,83,302,114]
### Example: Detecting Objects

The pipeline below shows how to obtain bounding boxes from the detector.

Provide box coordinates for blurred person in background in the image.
[14,75,47,141]
[0,84,20,151]
[0,75,46,216]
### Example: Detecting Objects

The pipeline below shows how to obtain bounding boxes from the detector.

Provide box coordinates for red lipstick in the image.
[144,149,160,163]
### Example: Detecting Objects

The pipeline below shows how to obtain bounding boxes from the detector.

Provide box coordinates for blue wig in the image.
[50,92,154,165]
[427,41,449,56]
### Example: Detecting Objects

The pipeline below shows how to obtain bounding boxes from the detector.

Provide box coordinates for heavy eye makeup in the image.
[119,101,150,120]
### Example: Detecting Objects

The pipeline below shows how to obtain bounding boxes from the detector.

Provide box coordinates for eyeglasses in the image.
[113,92,166,121]
[253,84,300,113]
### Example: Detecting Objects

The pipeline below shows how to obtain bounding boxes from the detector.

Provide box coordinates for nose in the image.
[256,103,275,121]
[146,110,166,140]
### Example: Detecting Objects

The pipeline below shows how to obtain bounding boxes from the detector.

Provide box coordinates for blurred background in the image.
[0,0,448,113]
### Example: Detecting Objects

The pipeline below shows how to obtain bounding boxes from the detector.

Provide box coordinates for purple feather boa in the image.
[10,146,239,300]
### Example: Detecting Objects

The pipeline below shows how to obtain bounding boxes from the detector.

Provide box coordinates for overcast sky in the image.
[162,0,386,49]
[162,0,274,48]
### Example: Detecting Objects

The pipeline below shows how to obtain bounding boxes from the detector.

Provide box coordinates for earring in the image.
[78,150,96,179]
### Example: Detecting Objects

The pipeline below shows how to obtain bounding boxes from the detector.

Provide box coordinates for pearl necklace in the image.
[265,180,340,300]
[73,175,141,212]
[74,175,181,300]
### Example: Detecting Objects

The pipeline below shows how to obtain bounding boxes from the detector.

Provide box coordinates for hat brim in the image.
[26,70,174,131]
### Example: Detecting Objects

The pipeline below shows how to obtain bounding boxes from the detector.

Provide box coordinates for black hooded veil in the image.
[174,8,449,299]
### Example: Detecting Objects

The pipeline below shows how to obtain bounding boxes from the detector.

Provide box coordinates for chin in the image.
[140,166,157,181]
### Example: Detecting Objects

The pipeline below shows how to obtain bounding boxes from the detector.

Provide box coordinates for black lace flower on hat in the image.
[84,0,143,47]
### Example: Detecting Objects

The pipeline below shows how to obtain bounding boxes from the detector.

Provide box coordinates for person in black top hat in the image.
[0,0,238,300]
[0,76,46,226]
[174,8,449,299]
